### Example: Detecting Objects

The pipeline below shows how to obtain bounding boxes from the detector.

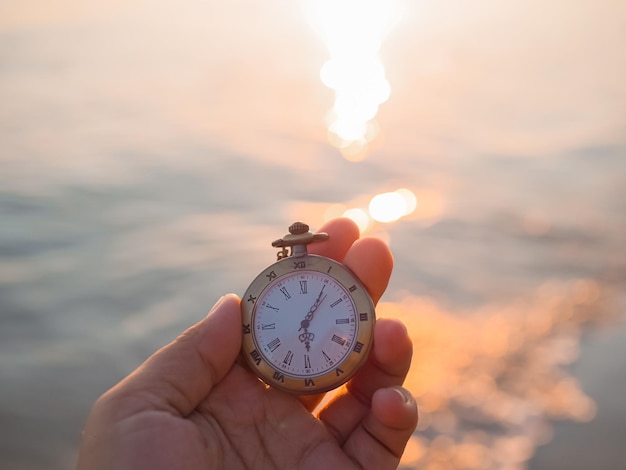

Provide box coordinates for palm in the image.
[125,362,384,469]
[190,365,346,469]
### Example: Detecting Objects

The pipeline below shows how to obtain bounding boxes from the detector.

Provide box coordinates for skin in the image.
[77,217,418,470]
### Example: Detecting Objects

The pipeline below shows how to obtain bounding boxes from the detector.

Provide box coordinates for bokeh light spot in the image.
[342,207,370,233]
[396,188,417,215]
[369,190,411,223]
[369,192,406,223]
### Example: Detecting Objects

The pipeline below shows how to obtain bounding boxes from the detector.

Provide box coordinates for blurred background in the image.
[1,0,625,468]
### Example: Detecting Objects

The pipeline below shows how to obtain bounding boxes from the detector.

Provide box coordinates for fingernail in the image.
[390,386,413,404]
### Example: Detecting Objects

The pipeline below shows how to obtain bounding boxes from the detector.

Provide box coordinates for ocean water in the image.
[1,1,625,469]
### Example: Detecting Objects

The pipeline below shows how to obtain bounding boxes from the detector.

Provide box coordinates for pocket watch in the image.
[241,222,375,394]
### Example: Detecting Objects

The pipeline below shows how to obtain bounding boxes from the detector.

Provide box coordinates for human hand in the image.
[77,218,417,470]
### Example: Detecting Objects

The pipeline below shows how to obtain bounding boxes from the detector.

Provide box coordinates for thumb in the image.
[107,294,242,416]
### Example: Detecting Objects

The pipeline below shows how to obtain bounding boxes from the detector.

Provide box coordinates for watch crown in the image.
[289,222,310,235]
[272,221,329,259]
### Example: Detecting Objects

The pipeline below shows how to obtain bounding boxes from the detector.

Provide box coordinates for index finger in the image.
[308,217,361,262]
[309,217,393,305]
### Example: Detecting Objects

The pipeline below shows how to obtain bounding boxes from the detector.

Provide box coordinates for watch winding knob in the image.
[289,222,310,235]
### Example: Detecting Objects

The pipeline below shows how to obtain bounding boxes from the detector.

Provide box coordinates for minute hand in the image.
[298,286,326,352]
[300,285,327,329]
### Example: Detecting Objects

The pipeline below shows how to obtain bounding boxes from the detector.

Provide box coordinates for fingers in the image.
[104,294,242,417]
[342,237,393,305]
[318,318,413,441]
[309,217,361,262]
[343,386,418,469]
[348,319,412,397]
[309,218,394,305]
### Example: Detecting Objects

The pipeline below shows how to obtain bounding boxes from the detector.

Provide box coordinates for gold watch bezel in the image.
[241,254,375,394]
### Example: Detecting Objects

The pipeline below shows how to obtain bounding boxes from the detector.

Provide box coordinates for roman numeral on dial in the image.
[322,350,332,363]
[330,298,343,308]
[280,287,291,300]
[267,338,281,352]
[283,350,293,365]
[331,334,346,346]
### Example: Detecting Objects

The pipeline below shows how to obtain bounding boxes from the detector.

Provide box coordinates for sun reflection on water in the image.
[289,187,443,236]
[368,188,417,223]
[303,0,405,159]
[380,278,618,469]
[324,187,430,233]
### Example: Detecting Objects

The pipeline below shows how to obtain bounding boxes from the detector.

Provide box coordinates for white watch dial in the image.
[254,271,358,377]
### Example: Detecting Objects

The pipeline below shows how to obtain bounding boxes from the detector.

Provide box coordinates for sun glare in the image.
[303,0,404,158]
[337,188,417,230]
[369,191,410,223]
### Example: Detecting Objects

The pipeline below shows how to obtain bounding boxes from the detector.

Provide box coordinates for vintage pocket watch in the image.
[241,222,375,394]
